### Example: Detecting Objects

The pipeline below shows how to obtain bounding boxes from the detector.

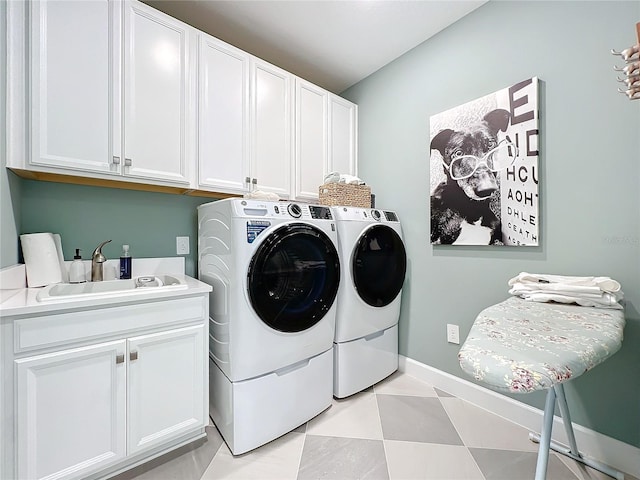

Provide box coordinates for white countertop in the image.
[0,274,212,318]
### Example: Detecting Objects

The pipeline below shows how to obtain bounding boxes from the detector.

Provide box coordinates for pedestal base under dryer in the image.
[333,324,398,399]
[209,349,332,455]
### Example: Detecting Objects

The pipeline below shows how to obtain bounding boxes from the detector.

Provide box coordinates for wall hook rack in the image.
[612,22,640,100]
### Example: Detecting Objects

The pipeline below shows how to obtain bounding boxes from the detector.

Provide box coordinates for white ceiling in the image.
[143,0,488,93]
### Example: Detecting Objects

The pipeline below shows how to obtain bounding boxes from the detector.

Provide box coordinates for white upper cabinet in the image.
[197,34,250,193]
[27,0,193,186]
[251,59,293,199]
[123,1,193,185]
[291,82,358,202]
[10,0,356,195]
[328,94,358,178]
[29,0,120,175]
[294,78,328,202]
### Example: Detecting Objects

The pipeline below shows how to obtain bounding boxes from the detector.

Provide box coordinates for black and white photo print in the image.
[429,77,539,246]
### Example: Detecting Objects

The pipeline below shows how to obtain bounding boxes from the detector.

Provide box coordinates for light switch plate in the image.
[176,236,190,255]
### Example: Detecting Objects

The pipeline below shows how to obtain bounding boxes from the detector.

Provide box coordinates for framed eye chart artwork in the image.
[429,77,539,246]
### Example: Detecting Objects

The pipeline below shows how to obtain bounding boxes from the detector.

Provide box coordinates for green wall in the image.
[4,0,640,450]
[0,0,22,269]
[342,1,640,447]
[19,181,214,277]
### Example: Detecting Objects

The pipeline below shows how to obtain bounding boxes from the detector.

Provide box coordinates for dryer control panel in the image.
[332,206,401,224]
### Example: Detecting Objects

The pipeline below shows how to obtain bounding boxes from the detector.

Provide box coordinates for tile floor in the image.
[114,371,635,480]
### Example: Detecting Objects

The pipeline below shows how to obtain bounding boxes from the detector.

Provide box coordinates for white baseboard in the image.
[399,355,640,477]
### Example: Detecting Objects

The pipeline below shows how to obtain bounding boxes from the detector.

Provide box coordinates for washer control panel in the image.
[309,206,333,220]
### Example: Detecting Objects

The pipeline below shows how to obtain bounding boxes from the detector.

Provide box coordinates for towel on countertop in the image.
[508,272,624,309]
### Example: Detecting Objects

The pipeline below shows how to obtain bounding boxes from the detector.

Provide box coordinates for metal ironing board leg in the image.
[529,383,625,480]
[533,387,556,480]
[554,384,580,456]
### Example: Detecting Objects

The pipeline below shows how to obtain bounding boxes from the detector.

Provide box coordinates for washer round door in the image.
[247,223,340,333]
[352,225,407,307]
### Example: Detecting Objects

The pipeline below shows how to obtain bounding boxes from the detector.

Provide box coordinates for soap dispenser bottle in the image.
[120,245,132,280]
[69,249,86,283]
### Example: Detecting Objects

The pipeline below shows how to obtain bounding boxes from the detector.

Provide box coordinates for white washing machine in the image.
[331,206,407,398]
[198,198,340,454]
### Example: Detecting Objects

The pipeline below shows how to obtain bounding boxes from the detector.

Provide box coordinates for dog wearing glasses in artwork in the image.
[430,108,512,245]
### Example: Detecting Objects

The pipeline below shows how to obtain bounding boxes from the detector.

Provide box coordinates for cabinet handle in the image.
[245,176,251,184]
[124,158,132,167]
[116,354,125,364]
[112,156,121,165]
[130,350,138,361]
[252,178,258,185]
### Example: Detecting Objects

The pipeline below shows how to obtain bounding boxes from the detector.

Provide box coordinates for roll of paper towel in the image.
[20,233,63,287]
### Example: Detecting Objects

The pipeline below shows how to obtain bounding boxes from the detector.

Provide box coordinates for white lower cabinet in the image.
[4,294,209,480]
[15,341,127,480]
[128,325,206,455]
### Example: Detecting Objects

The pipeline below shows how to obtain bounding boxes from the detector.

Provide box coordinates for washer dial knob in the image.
[288,203,302,218]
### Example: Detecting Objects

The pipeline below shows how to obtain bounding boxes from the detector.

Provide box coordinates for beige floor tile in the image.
[374,371,438,397]
[440,397,539,452]
[299,436,389,480]
[378,395,463,445]
[306,391,384,440]
[200,431,304,480]
[385,440,484,480]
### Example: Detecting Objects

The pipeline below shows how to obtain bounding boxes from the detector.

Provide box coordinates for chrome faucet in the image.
[91,239,112,282]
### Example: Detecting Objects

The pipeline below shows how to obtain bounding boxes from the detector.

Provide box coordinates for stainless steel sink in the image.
[36,275,187,302]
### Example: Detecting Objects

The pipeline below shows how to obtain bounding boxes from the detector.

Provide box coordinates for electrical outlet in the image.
[447,324,460,344]
[176,236,190,255]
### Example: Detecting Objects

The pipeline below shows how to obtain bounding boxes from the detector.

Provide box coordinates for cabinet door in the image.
[328,95,358,177]
[30,0,122,175]
[251,59,292,199]
[294,78,328,201]
[123,0,192,185]
[197,34,250,193]
[15,340,126,480]
[127,324,206,455]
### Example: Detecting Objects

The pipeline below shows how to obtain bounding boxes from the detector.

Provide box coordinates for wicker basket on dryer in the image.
[319,183,372,208]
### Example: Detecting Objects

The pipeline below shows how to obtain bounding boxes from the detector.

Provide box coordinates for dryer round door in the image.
[247,223,340,333]
[352,225,407,307]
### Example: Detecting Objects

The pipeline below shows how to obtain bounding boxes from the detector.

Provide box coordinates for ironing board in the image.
[458,296,626,480]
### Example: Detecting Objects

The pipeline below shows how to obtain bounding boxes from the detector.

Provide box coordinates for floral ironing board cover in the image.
[458,297,625,393]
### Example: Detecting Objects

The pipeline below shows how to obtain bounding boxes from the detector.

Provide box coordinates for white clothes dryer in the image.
[331,206,407,398]
[198,198,340,454]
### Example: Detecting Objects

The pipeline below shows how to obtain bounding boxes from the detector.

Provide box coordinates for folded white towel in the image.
[323,171,365,185]
[510,282,599,295]
[508,272,621,293]
[323,171,341,184]
[508,272,624,309]
[513,292,624,310]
